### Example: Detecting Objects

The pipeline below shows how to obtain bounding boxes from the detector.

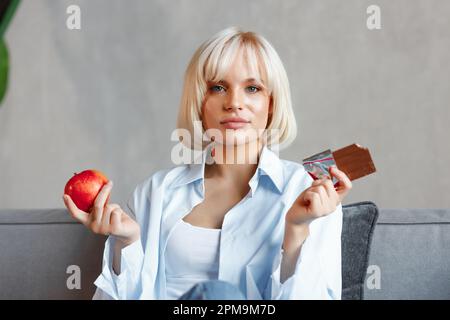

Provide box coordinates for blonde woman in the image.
[63,27,352,300]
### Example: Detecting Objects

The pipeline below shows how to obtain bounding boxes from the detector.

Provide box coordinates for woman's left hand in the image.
[285,166,352,226]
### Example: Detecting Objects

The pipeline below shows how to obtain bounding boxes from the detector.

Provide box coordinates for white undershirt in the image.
[164,219,221,300]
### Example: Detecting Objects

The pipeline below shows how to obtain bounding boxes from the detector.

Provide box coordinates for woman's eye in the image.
[210,85,225,92]
[246,86,260,93]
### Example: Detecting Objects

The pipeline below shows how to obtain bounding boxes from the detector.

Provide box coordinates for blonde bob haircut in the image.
[176,26,297,151]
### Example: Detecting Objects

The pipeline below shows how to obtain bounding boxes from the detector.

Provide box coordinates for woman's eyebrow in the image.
[207,80,228,86]
[244,78,266,86]
[208,78,265,86]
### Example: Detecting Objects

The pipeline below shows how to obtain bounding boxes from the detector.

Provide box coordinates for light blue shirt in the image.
[93,143,342,300]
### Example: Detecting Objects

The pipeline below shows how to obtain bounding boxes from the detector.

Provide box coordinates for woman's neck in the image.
[205,140,263,185]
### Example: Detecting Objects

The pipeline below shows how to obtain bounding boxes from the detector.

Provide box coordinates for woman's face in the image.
[201,52,272,147]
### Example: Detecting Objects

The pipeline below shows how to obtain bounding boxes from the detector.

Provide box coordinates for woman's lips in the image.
[221,121,249,129]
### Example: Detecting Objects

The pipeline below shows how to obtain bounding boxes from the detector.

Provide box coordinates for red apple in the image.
[64,169,110,213]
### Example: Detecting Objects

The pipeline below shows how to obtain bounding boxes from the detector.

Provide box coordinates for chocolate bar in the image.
[332,144,376,181]
[302,143,376,182]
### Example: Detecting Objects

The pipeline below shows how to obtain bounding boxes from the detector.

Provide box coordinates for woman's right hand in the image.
[62,181,141,246]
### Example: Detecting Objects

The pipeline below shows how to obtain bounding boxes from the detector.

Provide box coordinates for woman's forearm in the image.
[280,222,310,283]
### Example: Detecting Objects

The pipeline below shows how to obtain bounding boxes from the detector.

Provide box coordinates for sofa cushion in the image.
[341,201,379,300]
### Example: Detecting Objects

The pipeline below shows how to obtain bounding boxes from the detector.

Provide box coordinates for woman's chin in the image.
[218,137,260,147]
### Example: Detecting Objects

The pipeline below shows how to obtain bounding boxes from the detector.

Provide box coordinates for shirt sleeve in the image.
[92,183,148,300]
[268,203,343,300]
[92,235,145,300]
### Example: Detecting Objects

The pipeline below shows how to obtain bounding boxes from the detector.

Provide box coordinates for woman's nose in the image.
[224,104,242,111]
[224,91,243,111]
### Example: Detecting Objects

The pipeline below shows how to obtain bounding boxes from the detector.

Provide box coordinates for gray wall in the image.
[1,0,449,210]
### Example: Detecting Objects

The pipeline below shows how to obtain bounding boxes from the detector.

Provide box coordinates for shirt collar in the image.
[170,144,285,194]
[170,145,213,189]
[258,145,285,193]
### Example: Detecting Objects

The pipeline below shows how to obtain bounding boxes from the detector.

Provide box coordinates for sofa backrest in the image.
[1,205,449,299]
[364,208,450,299]
[0,209,105,299]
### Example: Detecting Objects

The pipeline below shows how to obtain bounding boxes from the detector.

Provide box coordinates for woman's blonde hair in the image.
[176,26,297,151]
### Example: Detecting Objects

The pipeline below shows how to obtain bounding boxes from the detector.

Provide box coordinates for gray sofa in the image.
[0,202,449,299]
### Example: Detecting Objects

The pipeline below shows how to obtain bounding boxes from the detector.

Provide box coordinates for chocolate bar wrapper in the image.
[302,149,339,185]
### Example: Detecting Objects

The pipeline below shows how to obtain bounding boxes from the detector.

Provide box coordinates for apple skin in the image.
[64,169,109,213]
